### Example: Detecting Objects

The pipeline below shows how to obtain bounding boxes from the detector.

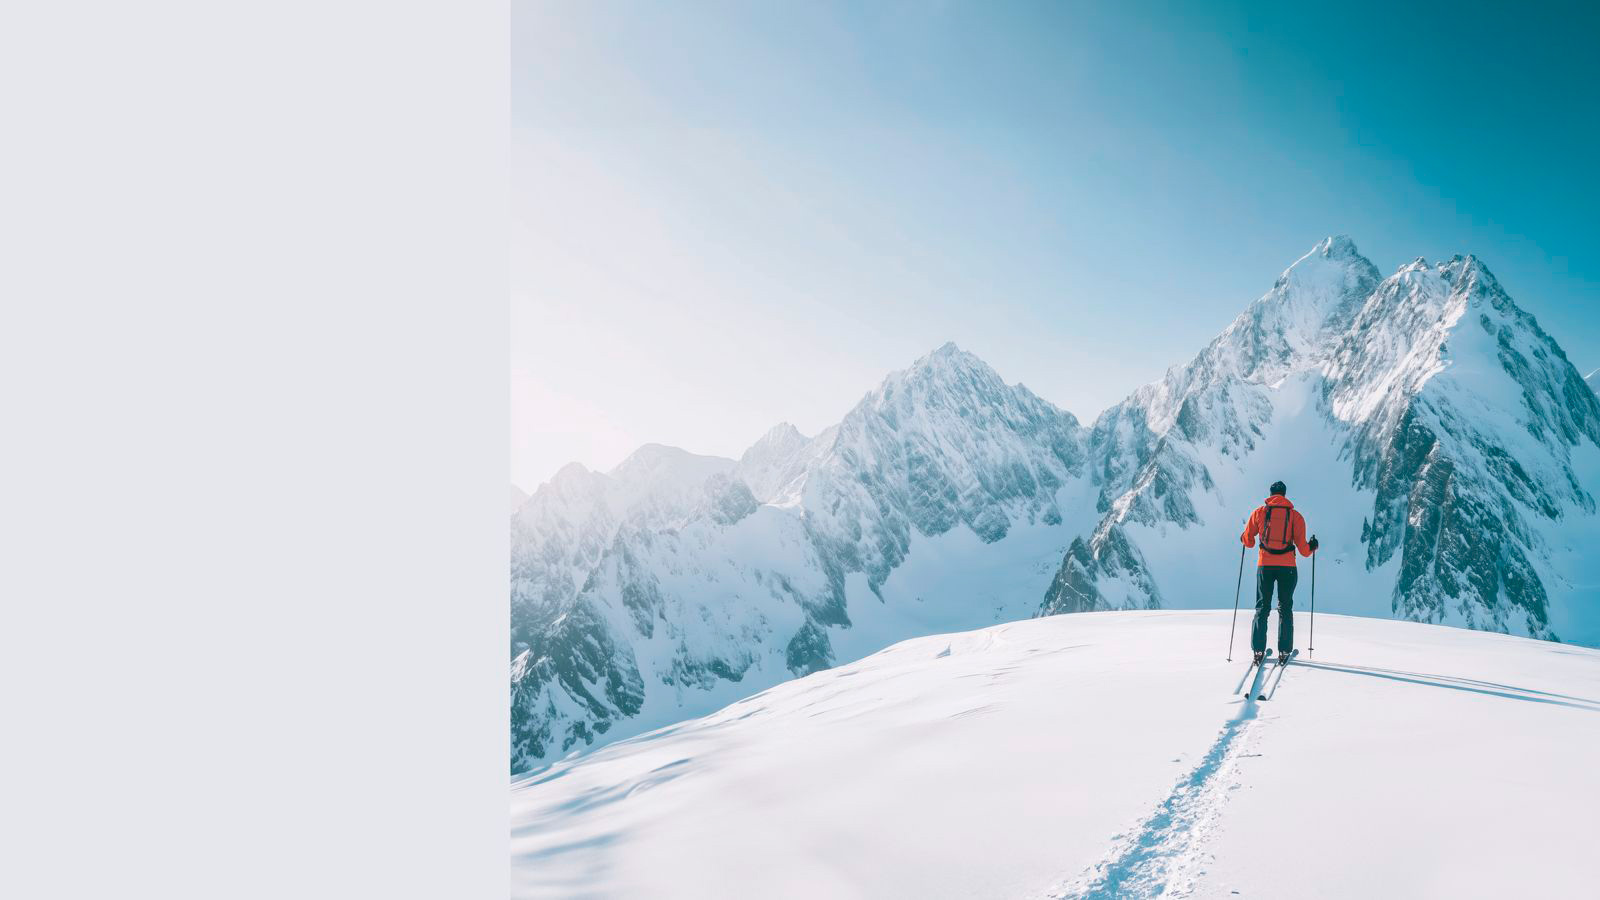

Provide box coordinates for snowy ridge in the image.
[512,237,1600,772]
[512,611,1600,898]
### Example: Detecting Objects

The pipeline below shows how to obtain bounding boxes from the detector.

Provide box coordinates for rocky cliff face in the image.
[1327,256,1600,636]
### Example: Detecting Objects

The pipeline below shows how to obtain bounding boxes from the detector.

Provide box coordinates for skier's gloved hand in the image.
[1308,536,1319,553]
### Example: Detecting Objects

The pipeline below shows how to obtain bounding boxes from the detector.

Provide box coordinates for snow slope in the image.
[511,611,1600,899]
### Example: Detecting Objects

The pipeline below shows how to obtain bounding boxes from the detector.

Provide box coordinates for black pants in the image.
[1251,566,1297,654]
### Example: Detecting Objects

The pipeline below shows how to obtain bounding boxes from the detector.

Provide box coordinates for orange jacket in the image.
[1241,494,1313,567]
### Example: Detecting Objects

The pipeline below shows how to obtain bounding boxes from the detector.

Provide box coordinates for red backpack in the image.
[1260,505,1296,556]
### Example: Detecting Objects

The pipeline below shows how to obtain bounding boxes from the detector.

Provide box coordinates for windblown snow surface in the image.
[511,611,1600,899]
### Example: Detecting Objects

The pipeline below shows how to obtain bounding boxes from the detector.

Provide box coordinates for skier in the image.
[1240,481,1318,665]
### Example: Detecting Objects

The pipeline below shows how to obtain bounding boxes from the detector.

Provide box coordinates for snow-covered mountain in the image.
[1042,237,1382,615]
[512,611,1600,898]
[510,344,1094,772]
[511,237,1600,772]
[1050,238,1600,647]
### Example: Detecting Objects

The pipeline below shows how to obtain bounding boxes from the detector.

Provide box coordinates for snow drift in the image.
[511,611,1600,899]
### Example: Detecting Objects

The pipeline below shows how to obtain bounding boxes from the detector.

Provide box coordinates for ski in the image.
[1235,658,1260,695]
[1238,649,1272,697]
[1258,649,1298,700]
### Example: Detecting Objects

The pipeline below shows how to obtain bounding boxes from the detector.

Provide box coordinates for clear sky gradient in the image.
[513,0,1600,490]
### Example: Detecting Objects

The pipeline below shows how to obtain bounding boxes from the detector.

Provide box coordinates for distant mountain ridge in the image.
[510,342,1092,771]
[511,237,1600,772]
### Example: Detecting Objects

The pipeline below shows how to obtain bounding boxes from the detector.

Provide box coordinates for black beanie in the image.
[1269,481,1287,496]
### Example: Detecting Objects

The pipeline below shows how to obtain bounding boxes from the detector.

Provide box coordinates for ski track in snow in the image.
[514,613,1600,898]
[1045,665,1275,900]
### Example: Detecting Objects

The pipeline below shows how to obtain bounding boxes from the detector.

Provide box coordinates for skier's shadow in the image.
[1289,659,1600,712]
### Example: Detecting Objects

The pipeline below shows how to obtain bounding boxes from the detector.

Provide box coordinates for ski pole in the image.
[1226,542,1246,660]
[1308,536,1317,657]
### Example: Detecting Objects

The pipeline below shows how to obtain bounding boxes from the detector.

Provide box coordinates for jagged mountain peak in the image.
[1267,236,1380,312]
[748,421,807,449]
[858,343,1072,430]
[1436,252,1504,297]
[736,422,817,506]
[608,443,734,494]
[551,460,593,481]
[925,339,970,360]
[1112,238,1382,439]
[1311,233,1361,259]
[844,344,1076,438]
[604,444,736,527]
[889,341,1001,389]
[1210,237,1383,381]
[796,344,1086,565]
[524,461,610,515]
[738,423,809,472]
[1333,251,1518,374]
[609,442,733,476]
[517,444,738,541]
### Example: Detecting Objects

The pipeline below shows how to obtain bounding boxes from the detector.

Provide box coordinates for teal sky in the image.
[513,0,1600,489]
